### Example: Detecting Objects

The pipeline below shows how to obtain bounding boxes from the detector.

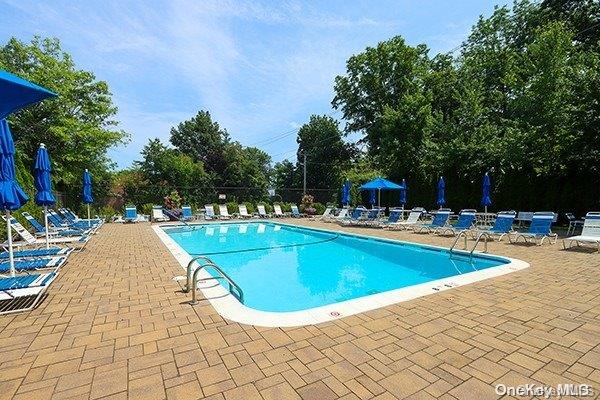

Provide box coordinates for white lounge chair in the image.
[387,209,424,230]
[152,206,169,222]
[317,206,334,220]
[204,205,216,220]
[3,217,89,249]
[238,204,252,219]
[273,204,285,218]
[0,272,58,315]
[327,207,349,223]
[218,204,231,219]
[563,212,600,252]
[256,204,271,218]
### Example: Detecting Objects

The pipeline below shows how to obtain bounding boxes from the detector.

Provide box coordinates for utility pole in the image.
[302,151,307,195]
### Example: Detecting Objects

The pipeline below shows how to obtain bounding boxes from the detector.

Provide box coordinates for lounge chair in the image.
[290,205,305,218]
[471,211,516,241]
[273,204,285,218]
[386,209,424,230]
[181,206,194,221]
[563,212,600,252]
[436,209,476,236]
[361,208,385,227]
[340,207,368,226]
[204,205,216,220]
[0,247,72,260]
[0,256,66,273]
[375,209,402,228]
[565,213,585,236]
[218,204,231,219]
[238,204,252,219]
[317,206,334,220]
[2,217,89,248]
[21,212,86,237]
[50,209,98,229]
[0,272,58,315]
[59,208,103,226]
[124,206,139,223]
[325,207,348,223]
[47,211,94,234]
[414,210,451,233]
[509,212,558,245]
[256,204,271,218]
[151,206,169,222]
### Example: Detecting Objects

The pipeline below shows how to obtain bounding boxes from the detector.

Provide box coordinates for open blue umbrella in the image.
[436,177,445,208]
[0,70,56,276]
[82,169,94,227]
[481,172,492,215]
[34,143,55,249]
[360,177,404,208]
[341,180,351,206]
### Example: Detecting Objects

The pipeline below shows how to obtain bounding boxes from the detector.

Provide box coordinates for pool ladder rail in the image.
[181,256,244,304]
[449,231,491,259]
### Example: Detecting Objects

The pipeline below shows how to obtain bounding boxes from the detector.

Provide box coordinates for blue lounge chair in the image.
[290,205,305,218]
[361,208,384,226]
[21,212,86,237]
[0,247,72,260]
[47,210,94,233]
[415,210,451,233]
[339,207,367,225]
[0,272,58,315]
[0,256,66,272]
[436,209,476,236]
[509,212,558,245]
[375,209,402,228]
[61,208,103,225]
[124,206,138,223]
[471,211,515,241]
[182,206,193,221]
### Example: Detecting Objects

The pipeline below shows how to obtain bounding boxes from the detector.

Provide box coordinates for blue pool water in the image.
[165,222,508,312]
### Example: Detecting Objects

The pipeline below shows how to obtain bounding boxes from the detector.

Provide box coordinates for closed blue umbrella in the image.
[341,180,351,206]
[481,172,492,215]
[0,70,56,277]
[369,189,376,206]
[436,177,445,208]
[82,169,94,227]
[399,179,407,205]
[34,143,55,249]
[0,120,29,276]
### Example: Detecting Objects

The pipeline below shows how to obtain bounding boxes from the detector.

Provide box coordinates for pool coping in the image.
[152,221,530,327]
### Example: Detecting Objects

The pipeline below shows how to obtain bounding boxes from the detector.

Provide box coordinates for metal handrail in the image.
[470,232,491,257]
[450,231,469,252]
[190,262,244,304]
[184,256,215,292]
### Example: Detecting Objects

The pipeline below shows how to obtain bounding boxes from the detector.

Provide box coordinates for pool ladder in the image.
[183,256,244,304]
[449,231,491,259]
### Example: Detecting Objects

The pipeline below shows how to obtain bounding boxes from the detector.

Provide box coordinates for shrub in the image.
[243,202,255,214]
[226,201,238,215]
[313,202,326,215]
[140,203,154,216]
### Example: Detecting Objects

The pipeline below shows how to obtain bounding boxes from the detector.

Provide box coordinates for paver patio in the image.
[0,220,598,400]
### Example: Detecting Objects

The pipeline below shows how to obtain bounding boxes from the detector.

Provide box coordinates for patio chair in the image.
[565,213,585,236]
[204,205,216,220]
[238,204,252,219]
[0,256,67,273]
[318,206,334,220]
[374,209,402,228]
[124,206,139,223]
[273,204,285,218]
[47,210,95,234]
[255,204,271,218]
[0,246,72,260]
[21,212,85,237]
[0,272,58,315]
[414,210,451,233]
[290,205,305,218]
[509,212,558,245]
[339,207,367,226]
[181,206,194,221]
[60,208,103,226]
[436,209,476,236]
[2,217,90,248]
[151,206,169,222]
[471,211,516,241]
[326,207,348,223]
[386,208,424,230]
[218,204,231,219]
[563,212,600,252]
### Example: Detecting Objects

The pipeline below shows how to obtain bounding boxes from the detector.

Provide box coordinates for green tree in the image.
[0,37,128,202]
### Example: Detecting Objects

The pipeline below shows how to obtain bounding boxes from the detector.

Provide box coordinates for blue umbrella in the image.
[481,172,492,214]
[341,180,351,206]
[82,169,94,227]
[0,120,30,276]
[0,70,56,119]
[436,177,445,208]
[360,177,404,208]
[0,70,56,276]
[399,179,407,205]
[34,143,55,249]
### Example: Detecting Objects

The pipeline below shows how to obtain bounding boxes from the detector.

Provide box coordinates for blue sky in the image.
[1,0,509,168]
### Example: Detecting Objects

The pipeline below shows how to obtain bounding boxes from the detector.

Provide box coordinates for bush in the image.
[98,205,118,220]
[140,203,154,216]
[226,201,238,215]
[243,202,255,214]
[313,202,326,215]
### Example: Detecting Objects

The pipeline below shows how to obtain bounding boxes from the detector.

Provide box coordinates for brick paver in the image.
[0,220,598,399]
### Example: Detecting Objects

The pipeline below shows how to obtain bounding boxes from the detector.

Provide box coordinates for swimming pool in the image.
[155,222,528,326]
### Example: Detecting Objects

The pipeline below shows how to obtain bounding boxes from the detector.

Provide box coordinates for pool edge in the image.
[152,221,530,328]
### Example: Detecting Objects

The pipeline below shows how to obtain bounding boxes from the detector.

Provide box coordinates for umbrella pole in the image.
[44,206,49,250]
[378,189,381,208]
[6,211,15,277]
[87,204,91,228]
